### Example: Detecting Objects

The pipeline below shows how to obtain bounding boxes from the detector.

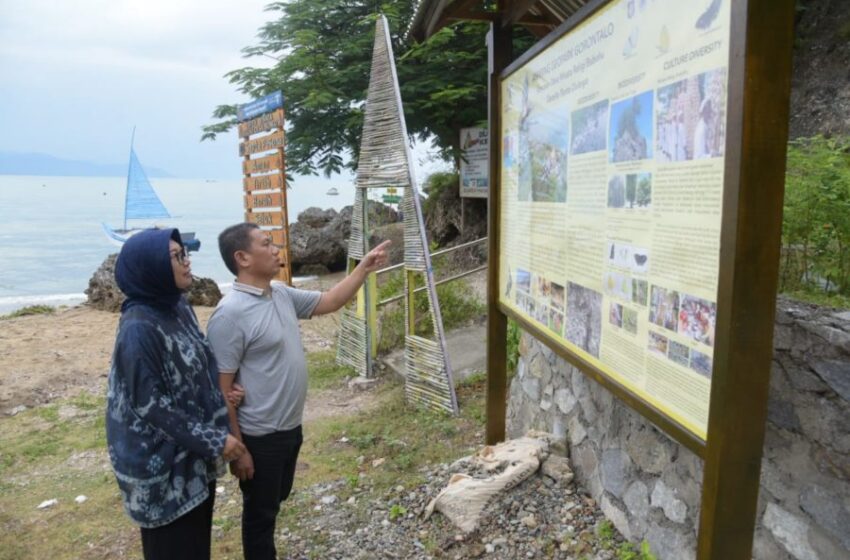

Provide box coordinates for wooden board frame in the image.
[486,1,795,558]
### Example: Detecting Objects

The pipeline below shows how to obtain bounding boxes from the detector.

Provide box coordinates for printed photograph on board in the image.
[549,309,565,336]
[656,67,728,162]
[570,99,609,155]
[516,268,532,294]
[632,279,649,306]
[648,330,669,357]
[566,282,603,357]
[517,76,569,203]
[609,90,654,163]
[622,307,639,334]
[649,285,680,332]
[551,282,566,312]
[609,302,624,328]
[677,294,717,347]
[607,172,652,209]
[690,348,713,379]
[668,339,691,367]
[604,270,633,301]
[535,276,552,305]
[607,241,650,274]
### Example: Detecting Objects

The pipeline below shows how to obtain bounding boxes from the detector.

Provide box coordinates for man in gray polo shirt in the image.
[207,222,389,560]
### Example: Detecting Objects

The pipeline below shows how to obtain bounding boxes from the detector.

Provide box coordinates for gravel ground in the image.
[267,453,624,560]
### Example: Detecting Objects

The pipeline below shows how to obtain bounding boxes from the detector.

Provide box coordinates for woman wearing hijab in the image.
[106,228,246,560]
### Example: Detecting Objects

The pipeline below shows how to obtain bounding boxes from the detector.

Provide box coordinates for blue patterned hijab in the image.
[115,228,184,312]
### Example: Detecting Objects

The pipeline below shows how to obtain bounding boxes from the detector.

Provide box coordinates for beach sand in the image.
[0,294,344,416]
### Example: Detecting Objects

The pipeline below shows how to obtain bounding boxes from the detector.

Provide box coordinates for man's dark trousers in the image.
[239,425,303,560]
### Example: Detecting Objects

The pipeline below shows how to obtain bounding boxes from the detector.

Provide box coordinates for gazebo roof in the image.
[407,0,591,42]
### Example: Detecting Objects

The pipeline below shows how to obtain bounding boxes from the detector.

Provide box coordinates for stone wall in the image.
[506,297,850,559]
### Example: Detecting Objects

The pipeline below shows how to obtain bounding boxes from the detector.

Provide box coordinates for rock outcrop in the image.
[86,253,222,312]
[290,202,399,275]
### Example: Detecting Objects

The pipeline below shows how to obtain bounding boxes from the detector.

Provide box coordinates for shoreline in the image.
[0,273,334,316]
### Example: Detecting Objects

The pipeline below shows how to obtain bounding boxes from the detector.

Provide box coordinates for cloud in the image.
[0,0,274,74]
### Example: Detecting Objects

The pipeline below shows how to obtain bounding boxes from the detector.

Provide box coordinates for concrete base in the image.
[379,323,486,385]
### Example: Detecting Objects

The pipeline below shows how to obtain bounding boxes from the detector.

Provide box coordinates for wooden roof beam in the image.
[504,0,540,26]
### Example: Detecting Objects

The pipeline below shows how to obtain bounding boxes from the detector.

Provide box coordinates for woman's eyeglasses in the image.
[170,248,190,265]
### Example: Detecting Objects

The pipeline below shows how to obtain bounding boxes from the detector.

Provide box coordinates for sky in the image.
[0,0,448,181]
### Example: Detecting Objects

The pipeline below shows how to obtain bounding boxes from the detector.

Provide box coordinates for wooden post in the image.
[277,140,291,285]
[485,20,512,445]
[696,1,795,558]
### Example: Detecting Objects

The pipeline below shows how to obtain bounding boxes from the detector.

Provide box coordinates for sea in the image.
[0,175,356,315]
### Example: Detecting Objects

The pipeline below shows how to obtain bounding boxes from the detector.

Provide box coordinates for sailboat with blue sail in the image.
[101,130,200,251]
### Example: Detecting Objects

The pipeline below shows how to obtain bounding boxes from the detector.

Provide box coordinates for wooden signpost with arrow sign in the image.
[237,92,292,284]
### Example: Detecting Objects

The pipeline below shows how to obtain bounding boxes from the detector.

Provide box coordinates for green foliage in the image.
[422,171,459,215]
[350,433,378,450]
[1,305,54,319]
[506,318,521,375]
[780,135,850,300]
[388,504,408,520]
[376,266,485,352]
[615,540,658,560]
[595,519,656,560]
[203,1,535,177]
[398,22,491,164]
[597,519,615,542]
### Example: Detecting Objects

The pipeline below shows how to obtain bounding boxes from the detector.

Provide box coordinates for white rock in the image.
[763,503,819,560]
[37,499,58,509]
[541,455,574,484]
[74,495,87,504]
[650,480,687,524]
[338,436,350,443]
[8,405,27,416]
[321,495,338,505]
[215,486,225,495]
[372,458,386,468]
[347,496,356,505]
[521,514,538,528]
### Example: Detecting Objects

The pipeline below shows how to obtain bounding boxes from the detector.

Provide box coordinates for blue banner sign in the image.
[237,91,284,122]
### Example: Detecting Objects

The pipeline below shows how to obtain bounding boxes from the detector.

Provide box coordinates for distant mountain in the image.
[0,152,172,177]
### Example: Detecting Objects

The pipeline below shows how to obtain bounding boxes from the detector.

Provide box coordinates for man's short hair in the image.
[219,223,260,275]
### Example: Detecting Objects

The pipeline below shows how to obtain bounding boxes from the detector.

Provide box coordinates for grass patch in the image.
[1,305,55,320]
[596,519,657,560]
[0,395,137,560]
[782,288,850,310]
[306,349,354,390]
[295,374,485,492]
[0,356,488,559]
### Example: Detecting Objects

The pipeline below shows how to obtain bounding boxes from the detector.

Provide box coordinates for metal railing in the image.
[375,237,488,307]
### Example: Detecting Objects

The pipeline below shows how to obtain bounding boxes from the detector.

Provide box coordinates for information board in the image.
[460,127,489,198]
[499,0,732,440]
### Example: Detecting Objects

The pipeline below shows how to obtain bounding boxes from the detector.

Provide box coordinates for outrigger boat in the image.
[101,129,200,251]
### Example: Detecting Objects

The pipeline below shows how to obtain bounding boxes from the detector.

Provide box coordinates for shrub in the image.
[780,135,850,298]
